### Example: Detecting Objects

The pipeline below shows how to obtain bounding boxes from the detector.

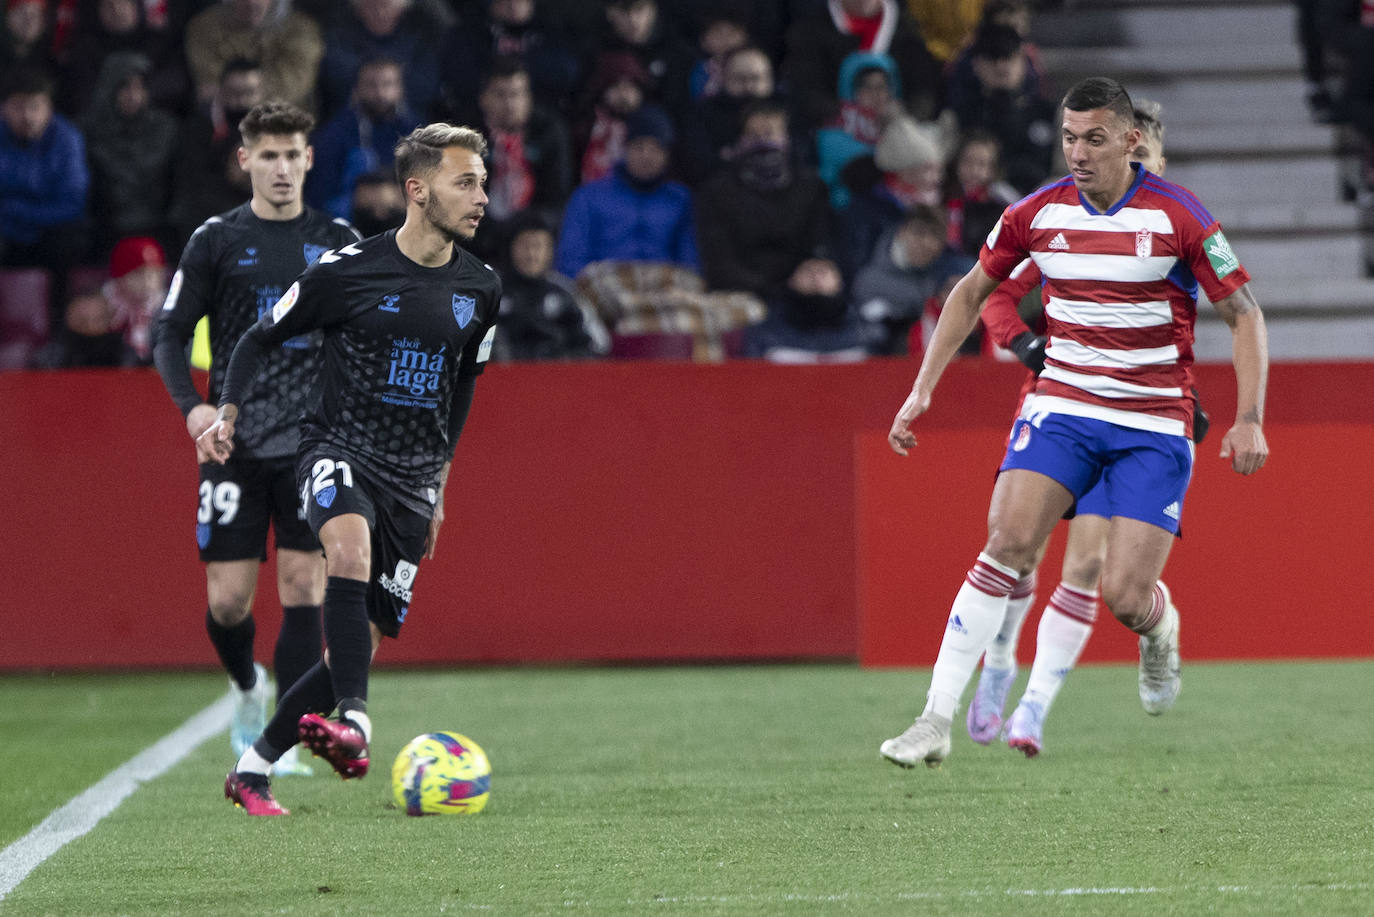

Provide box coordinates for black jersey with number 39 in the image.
[156,203,361,459]
[249,230,501,514]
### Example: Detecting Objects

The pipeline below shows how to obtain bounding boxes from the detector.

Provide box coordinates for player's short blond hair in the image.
[393,124,488,184]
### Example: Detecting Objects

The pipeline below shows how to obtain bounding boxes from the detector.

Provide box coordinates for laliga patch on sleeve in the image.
[476,324,496,363]
[272,282,300,323]
[1204,230,1240,278]
[161,269,183,311]
[985,216,1004,250]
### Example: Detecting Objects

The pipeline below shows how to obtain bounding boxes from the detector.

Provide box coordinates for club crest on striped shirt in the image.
[1013,422,1032,452]
[1135,228,1152,258]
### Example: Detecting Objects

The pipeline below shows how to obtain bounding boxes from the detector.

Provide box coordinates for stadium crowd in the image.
[3,0,1074,367]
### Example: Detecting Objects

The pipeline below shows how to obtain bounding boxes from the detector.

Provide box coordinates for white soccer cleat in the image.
[967,664,1017,745]
[1005,699,1045,758]
[230,662,270,756]
[271,743,315,777]
[1138,584,1181,715]
[880,714,952,768]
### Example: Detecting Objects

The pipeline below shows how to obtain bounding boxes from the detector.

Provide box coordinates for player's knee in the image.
[207,593,253,625]
[983,531,1040,575]
[278,562,326,606]
[1099,578,1152,630]
[1062,551,1105,591]
[322,542,370,581]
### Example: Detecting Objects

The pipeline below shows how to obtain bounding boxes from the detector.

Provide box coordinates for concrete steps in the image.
[1029,0,1373,359]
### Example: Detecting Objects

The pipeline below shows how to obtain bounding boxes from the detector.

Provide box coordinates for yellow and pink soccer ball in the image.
[391,732,491,816]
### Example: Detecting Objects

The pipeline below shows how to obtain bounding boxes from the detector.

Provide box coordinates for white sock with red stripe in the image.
[983,571,1037,670]
[1135,582,1177,640]
[924,553,1020,719]
[1022,582,1099,709]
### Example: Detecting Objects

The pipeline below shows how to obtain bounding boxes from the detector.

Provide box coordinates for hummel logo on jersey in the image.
[1048,233,1070,251]
[378,294,400,313]
[1163,501,1181,521]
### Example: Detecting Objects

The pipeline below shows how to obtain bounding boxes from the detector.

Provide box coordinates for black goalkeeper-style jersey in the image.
[223,229,501,516]
[155,203,361,459]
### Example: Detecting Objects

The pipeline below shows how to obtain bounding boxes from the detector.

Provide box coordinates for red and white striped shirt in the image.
[980,166,1250,437]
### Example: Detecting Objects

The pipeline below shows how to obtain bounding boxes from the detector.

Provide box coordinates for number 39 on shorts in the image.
[197,480,241,525]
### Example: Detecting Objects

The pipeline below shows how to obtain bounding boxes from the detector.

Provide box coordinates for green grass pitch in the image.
[2,661,1371,915]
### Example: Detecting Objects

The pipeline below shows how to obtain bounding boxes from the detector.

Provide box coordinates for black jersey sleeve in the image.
[217,262,340,409]
[153,221,218,416]
[457,272,502,378]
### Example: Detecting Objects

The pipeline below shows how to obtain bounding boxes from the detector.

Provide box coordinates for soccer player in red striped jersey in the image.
[965,100,1205,757]
[880,77,1269,769]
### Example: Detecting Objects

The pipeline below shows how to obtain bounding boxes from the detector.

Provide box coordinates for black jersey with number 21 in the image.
[253,229,501,515]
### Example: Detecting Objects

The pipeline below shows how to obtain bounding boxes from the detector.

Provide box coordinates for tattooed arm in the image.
[1212,283,1269,475]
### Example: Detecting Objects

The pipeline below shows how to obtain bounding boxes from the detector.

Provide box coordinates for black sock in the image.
[274,604,323,703]
[257,659,335,756]
[322,577,371,708]
[206,608,256,690]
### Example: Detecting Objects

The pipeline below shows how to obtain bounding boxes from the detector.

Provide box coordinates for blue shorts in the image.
[999,413,1194,534]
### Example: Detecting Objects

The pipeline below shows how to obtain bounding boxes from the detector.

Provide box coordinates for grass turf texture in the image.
[2,662,1371,915]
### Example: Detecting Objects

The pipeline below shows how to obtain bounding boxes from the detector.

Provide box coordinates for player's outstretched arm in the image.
[889,263,1000,455]
[1213,283,1269,475]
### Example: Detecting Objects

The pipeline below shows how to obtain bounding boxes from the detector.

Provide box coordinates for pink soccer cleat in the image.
[225,771,289,816]
[298,713,370,779]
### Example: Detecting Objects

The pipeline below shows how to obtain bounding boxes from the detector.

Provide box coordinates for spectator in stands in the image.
[816,51,903,208]
[943,0,1048,114]
[685,7,751,101]
[438,0,581,126]
[851,203,974,355]
[589,0,696,119]
[678,44,776,186]
[492,210,608,361]
[316,0,442,122]
[80,52,179,256]
[696,100,832,302]
[306,56,420,220]
[557,104,696,279]
[943,22,1055,193]
[52,234,167,367]
[58,0,188,117]
[560,104,762,360]
[1341,3,1374,201]
[169,57,263,248]
[184,0,323,112]
[347,170,405,238]
[742,255,875,363]
[781,0,942,134]
[475,55,574,255]
[836,112,945,279]
[572,51,651,184]
[1,0,58,76]
[941,129,1017,256]
[0,67,88,317]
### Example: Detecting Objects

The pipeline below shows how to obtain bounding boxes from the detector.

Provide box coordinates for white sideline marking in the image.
[0,693,233,901]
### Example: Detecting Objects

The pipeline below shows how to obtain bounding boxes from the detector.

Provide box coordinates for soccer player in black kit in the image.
[153,101,361,776]
[201,124,501,816]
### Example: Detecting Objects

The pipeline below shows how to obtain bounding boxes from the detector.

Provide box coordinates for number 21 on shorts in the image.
[304,458,354,510]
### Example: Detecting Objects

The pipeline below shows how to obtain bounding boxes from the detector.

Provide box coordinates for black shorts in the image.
[297,450,430,639]
[196,457,321,562]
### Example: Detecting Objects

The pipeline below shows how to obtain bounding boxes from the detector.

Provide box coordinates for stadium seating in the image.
[0,268,53,371]
[608,331,696,360]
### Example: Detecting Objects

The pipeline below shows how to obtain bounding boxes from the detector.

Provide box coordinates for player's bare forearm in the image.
[889,265,999,455]
[1214,285,1270,474]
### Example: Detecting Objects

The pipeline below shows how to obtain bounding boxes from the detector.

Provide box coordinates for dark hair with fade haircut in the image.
[1061,77,1135,128]
[393,123,489,184]
[738,97,789,128]
[238,100,316,145]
